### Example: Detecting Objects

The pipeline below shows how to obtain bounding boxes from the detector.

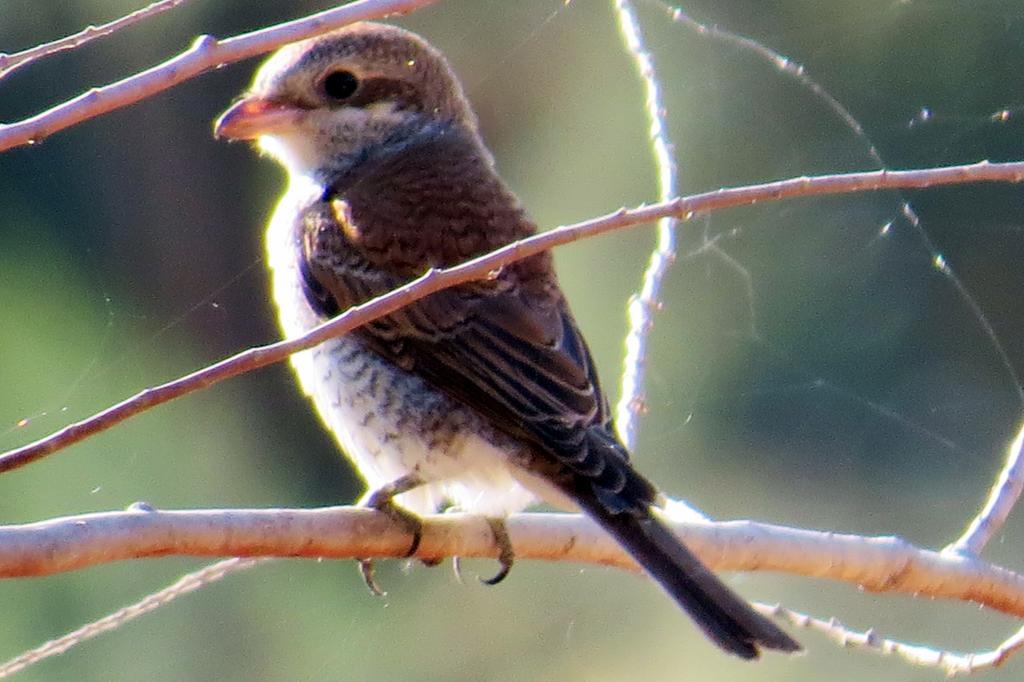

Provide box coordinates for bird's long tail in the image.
[575,493,801,659]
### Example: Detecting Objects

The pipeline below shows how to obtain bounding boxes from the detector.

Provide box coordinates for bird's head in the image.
[215,22,479,180]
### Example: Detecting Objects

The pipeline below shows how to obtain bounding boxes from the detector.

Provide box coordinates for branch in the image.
[0,558,263,679]
[3,506,1024,618]
[612,0,679,453]
[0,0,440,152]
[946,422,1024,557]
[4,160,1024,475]
[0,0,191,82]
[772,603,1024,675]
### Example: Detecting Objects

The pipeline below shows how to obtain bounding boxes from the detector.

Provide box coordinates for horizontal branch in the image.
[3,160,1024,475]
[0,0,439,152]
[2,506,1023,619]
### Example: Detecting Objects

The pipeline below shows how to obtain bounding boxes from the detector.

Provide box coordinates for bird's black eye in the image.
[321,70,359,101]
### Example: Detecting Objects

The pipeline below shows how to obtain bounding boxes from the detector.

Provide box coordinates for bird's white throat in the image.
[257,132,322,181]
[258,102,412,181]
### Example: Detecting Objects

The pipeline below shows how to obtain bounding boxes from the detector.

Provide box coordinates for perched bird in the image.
[215,22,799,659]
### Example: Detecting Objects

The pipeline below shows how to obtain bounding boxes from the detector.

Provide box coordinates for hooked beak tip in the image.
[213,97,300,141]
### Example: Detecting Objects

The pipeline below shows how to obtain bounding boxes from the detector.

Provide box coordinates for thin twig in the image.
[3,160,1024,475]
[0,558,264,679]
[612,0,680,453]
[768,602,1024,675]
[0,0,191,82]
[0,0,440,152]
[946,421,1024,557]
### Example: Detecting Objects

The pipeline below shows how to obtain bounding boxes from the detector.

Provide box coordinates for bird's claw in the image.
[450,516,514,586]
[479,517,514,586]
[356,474,425,596]
[358,558,387,597]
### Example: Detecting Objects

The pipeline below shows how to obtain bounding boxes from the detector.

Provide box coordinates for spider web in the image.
[616,1,1024,541]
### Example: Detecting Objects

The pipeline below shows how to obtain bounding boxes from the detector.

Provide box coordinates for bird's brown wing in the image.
[294,122,655,510]
[300,201,655,513]
[415,292,666,510]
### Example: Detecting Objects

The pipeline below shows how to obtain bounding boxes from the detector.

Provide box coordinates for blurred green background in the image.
[3,0,1024,679]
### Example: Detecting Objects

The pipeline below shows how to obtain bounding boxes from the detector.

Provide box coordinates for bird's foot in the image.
[356,474,425,597]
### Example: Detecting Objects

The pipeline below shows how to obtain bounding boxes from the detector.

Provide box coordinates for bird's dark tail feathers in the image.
[577,495,801,659]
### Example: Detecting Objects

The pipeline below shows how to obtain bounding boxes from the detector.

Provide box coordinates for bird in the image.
[214,21,800,659]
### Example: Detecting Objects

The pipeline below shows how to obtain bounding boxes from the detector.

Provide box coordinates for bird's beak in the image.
[214,96,303,140]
